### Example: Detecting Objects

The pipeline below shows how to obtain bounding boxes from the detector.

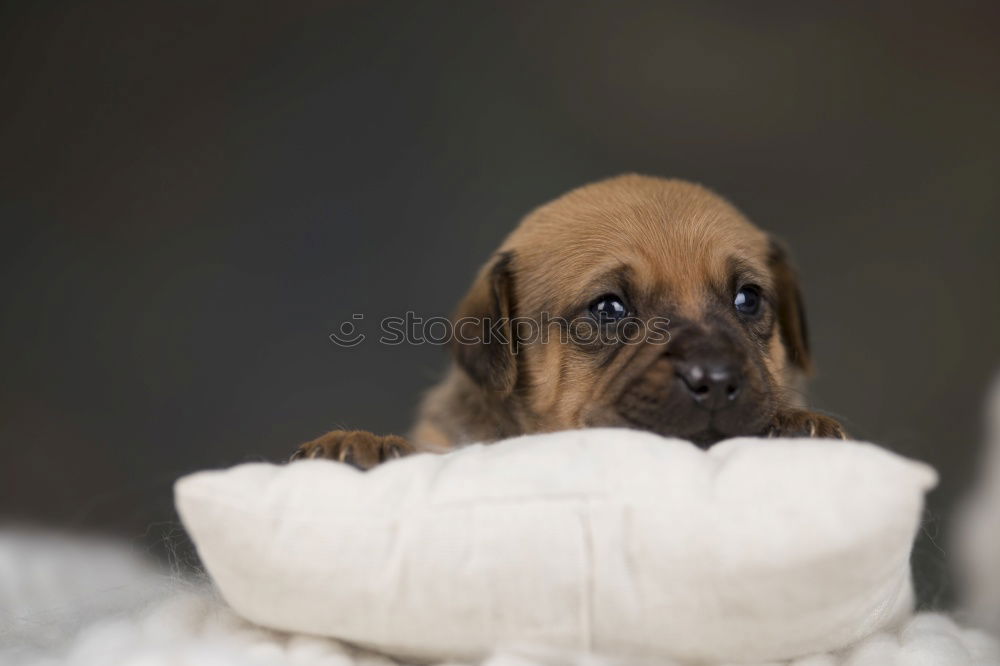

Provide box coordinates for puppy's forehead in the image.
[503,175,771,309]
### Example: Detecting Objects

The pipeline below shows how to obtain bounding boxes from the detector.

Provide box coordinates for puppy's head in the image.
[452,174,810,446]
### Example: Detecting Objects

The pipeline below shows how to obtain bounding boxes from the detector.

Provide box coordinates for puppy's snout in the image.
[674,359,742,411]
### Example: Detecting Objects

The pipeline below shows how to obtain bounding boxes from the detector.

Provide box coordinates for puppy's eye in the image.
[734,285,762,317]
[590,294,628,322]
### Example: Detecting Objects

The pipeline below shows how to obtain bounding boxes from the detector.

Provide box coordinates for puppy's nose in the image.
[675,360,742,411]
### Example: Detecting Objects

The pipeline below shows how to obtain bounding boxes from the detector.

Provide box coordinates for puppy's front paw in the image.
[289,430,414,470]
[767,409,847,440]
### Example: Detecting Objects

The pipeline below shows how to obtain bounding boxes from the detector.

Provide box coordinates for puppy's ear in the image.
[768,238,812,374]
[451,251,518,395]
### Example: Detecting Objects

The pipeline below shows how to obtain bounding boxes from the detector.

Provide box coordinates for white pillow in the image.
[175,429,936,664]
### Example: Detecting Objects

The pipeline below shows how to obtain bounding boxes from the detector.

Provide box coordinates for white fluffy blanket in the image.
[5,377,1000,666]
[1,529,998,666]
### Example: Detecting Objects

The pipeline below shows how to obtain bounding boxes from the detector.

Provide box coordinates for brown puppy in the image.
[293,175,845,467]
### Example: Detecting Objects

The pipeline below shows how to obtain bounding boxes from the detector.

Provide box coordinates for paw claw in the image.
[768,410,847,440]
[289,430,415,470]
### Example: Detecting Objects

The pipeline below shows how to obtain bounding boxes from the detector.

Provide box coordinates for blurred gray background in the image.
[1,1,998,605]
